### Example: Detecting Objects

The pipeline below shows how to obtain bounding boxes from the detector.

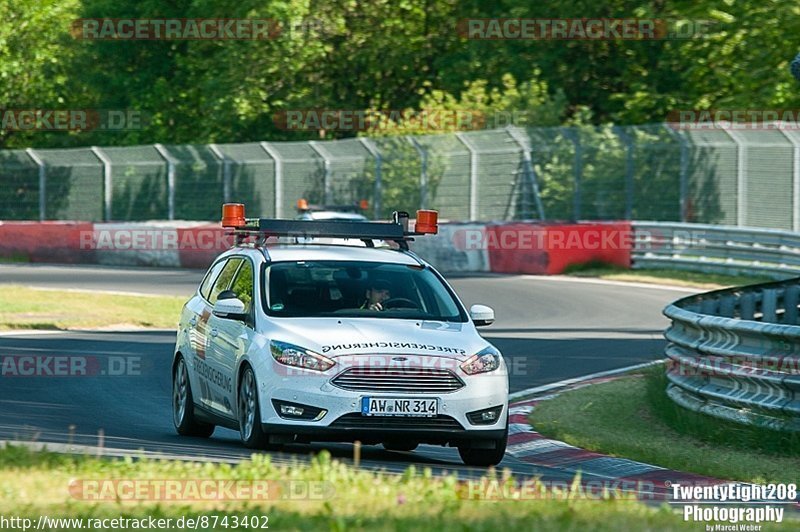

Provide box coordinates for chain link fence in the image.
[2,124,799,227]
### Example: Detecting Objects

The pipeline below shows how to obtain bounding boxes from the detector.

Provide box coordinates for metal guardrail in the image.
[633,221,800,279]
[663,279,800,432]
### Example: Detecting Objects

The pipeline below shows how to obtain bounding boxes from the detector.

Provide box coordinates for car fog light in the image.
[281,405,305,416]
[467,405,504,425]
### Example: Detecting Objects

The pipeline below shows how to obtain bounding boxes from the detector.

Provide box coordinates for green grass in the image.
[562,261,773,289]
[530,368,800,484]
[1,444,786,531]
[0,252,29,263]
[0,285,184,330]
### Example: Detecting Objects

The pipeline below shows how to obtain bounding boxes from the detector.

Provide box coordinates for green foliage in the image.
[2,0,799,150]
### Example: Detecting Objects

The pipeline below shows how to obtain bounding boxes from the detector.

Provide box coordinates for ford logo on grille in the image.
[392,357,408,362]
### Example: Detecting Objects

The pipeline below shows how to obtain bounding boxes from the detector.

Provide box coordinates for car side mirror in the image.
[470,304,495,327]
[213,296,247,321]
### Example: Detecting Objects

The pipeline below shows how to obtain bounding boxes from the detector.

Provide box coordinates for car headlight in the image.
[460,346,501,375]
[270,340,335,372]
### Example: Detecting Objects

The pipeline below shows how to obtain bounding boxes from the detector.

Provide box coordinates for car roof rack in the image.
[222,204,438,250]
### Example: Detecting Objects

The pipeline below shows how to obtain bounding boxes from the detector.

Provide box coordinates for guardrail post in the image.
[507,126,546,220]
[90,146,113,221]
[785,285,800,324]
[455,132,479,221]
[153,144,176,220]
[407,137,428,209]
[358,137,382,219]
[308,141,333,204]
[208,144,232,203]
[25,148,46,221]
[723,128,748,227]
[260,142,282,218]
[614,126,635,220]
[777,128,800,231]
[562,127,582,220]
[663,125,690,222]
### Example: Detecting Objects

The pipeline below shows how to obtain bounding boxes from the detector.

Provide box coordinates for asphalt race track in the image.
[0,263,695,481]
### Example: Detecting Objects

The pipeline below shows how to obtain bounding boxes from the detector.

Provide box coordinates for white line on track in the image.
[508,359,665,401]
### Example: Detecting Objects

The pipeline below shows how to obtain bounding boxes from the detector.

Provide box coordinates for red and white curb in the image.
[507,373,722,501]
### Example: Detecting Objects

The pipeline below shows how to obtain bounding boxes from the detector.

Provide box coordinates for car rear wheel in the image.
[458,426,508,467]
[238,365,277,449]
[173,356,215,438]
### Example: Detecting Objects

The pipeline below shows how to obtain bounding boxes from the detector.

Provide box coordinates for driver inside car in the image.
[360,279,392,311]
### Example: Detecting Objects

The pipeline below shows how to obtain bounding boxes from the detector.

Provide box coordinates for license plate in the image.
[361,397,438,417]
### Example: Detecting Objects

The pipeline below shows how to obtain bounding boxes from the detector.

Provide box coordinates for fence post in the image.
[777,128,800,231]
[308,141,333,204]
[153,144,176,220]
[562,128,582,220]
[723,128,747,227]
[208,144,232,203]
[407,137,428,209]
[664,125,690,222]
[613,126,635,220]
[507,126,545,220]
[25,148,46,221]
[90,146,113,221]
[358,137,382,219]
[260,142,282,218]
[455,132,478,221]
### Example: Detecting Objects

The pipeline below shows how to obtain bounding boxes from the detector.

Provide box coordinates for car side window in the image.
[208,258,243,305]
[230,260,254,314]
[199,260,227,301]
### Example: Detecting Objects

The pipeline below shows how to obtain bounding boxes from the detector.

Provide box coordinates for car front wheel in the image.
[458,427,508,467]
[238,365,276,449]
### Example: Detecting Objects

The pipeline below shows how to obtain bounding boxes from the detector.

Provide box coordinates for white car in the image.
[172,206,509,466]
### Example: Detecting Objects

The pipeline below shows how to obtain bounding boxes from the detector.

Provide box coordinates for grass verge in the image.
[529,367,800,484]
[0,285,184,330]
[562,261,773,290]
[0,444,781,531]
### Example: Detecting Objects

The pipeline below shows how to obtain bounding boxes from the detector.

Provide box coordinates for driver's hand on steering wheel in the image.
[368,302,384,311]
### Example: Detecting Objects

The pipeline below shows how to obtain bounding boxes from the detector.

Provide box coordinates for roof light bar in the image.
[221,203,439,249]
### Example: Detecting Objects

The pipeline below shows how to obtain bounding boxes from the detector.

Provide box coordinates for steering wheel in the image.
[382,297,421,310]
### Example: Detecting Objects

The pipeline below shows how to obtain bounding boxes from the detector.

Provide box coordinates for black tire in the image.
[382,441,419,452]
[458,426,508,467]
[238,365,276,449]
[173,356,215,438]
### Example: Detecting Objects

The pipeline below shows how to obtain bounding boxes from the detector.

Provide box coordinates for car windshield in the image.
[264,261,465,321]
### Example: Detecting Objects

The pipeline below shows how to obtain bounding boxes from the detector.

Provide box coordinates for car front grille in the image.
[329,413,464,431]
[331,366,465,393]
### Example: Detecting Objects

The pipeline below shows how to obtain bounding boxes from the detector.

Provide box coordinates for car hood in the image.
[265,317,487,362]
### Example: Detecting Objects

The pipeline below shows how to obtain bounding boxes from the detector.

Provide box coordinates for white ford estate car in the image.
[172,205,509,466]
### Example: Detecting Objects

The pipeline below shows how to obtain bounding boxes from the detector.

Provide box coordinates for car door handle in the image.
[210,328,219,337]
[189,316,198,327]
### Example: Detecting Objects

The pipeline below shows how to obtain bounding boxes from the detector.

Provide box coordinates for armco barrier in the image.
[485,222,631,274]
[633,221,800,279]
[0,221,96,264]
[0,220,633,273]
[663,279,800,432]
